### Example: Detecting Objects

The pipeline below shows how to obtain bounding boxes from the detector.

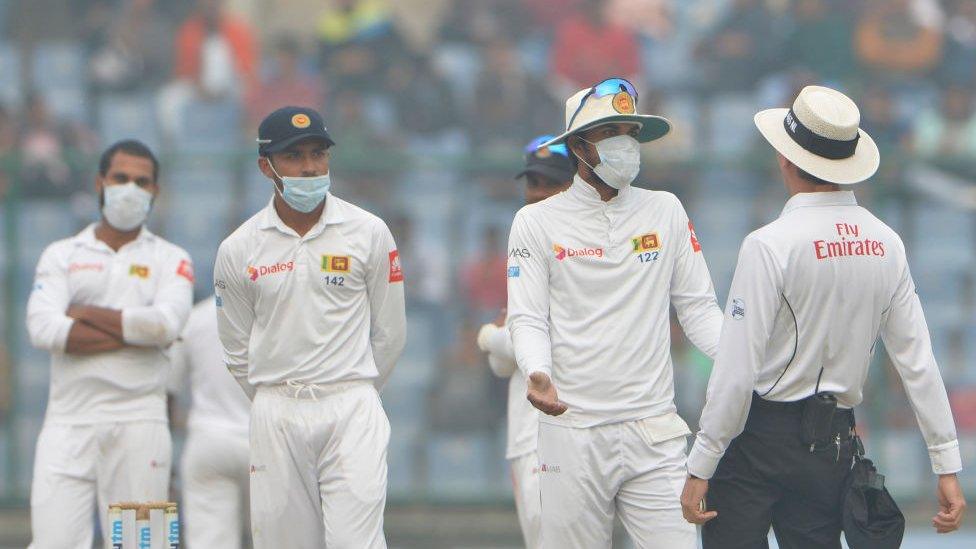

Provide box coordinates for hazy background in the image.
[0,0,974,546]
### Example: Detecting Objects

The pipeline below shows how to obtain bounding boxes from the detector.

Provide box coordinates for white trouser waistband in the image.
[258,379,371,401]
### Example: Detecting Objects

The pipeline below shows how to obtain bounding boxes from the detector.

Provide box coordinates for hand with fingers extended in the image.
[681,475,718,525]
[527,372,568,416]
[933,474,966,534]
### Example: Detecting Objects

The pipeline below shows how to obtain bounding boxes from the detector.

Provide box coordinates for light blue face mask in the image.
[267,160,332,213]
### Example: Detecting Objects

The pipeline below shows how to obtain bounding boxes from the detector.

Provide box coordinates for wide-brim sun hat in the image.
[755,85,880,185]
[541,77,671,148]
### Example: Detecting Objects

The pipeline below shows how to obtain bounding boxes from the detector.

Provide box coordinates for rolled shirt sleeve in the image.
[669,200,723,360]
[121,249,194,347]
[26,244,75,353]
[688,236,783,479]
[881,249,962,475]
[367,221,407,390]
[506,211,552,379]
[214,240,256,399]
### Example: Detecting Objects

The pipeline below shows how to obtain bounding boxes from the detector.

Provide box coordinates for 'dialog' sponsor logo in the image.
[553,244,604,261]
[248,261,295,281]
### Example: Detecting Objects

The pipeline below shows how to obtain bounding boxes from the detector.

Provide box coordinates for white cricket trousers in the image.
[537,416,696,549]
[182,425,250,548]
[29,421,171,549]
[510,451,542,549]
[249,380,390,549]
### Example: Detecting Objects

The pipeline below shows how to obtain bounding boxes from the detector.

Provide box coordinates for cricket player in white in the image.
[169,296,251,548]
[26,139,194,549]
[682,86,967,546]
[506,78,723,548]
[477,135,574,549]
[214,106,406,548]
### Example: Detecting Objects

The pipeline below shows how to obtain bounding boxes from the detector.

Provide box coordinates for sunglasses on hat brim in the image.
[566,78,639,131]
[524,135,569,159]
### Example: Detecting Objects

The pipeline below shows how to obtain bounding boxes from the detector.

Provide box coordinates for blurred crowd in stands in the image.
[1,0,976,499]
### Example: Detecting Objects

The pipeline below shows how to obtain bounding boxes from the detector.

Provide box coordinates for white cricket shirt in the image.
[507,176,723,428]
[26,224,194,424]
[478,322,538,459]
[214,194,406,397]
[170,297,250,436]
[688,191,962,478]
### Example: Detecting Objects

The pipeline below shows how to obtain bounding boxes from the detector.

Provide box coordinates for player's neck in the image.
[94,221,141,252]
[578,170,618,202]
[273,194,325,237]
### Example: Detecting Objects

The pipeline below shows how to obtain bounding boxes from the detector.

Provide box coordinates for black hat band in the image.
[784,109,859,160]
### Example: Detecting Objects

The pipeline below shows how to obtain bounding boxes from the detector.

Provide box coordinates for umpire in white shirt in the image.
[682,86,967,547]
[214,106,406,548]
[507,77,723,548]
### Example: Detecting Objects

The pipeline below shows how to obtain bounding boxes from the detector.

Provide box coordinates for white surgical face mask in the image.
[102,182,153,231]
[267,160,332,213]
[577,134,642,189]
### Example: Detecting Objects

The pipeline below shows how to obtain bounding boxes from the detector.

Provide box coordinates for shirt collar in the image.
[565,174,633,207]
[258,192,344,237]
[75,223,155,252]
[780,191,858,217]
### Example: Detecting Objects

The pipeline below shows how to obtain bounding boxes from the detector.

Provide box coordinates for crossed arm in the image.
[64,305,126,355]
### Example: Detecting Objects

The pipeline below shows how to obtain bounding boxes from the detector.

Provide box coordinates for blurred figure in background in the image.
[940,0,976,86]
[245,37,325,134]
[915,84,976,159]
[18,93,97,199]
[549,0,641,99]
[317,0,395,98]
[25,140,194,548]
[696,0,783,93]
[476,134,574,548]
[169,296,251,549]
[787,0,856,84]
[459,225,508,321]
[855,0,944,80]
[84,0,173,95]
[158,0,258,140]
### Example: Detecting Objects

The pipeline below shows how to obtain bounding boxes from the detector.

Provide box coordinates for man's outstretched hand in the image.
[527,372,568,416]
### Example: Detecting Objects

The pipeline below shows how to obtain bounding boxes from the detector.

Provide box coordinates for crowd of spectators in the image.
[2,0,976,481]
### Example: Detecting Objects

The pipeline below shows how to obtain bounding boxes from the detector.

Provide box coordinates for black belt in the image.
[747,392,854,440]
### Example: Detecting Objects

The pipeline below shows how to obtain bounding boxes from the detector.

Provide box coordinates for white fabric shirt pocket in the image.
[637,412,692,445]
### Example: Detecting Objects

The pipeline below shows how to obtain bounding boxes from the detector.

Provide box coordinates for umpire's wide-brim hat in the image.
[541,78,671,148]
[755,85,879,185]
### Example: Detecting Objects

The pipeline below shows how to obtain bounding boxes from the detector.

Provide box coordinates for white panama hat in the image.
[754,85,880,185]
[540,77,671,149]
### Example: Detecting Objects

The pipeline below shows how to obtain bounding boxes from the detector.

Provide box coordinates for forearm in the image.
[674,297,723,359]
[371,334,406,390]
[68,305,124,340]
[64,321,126,355]
[510,319,553,378]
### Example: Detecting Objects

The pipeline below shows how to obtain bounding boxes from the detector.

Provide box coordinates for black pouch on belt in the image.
[800,392,837,447]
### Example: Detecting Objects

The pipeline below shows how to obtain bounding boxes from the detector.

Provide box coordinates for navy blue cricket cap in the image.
[514,135,574,183]
[257,106,335,156]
